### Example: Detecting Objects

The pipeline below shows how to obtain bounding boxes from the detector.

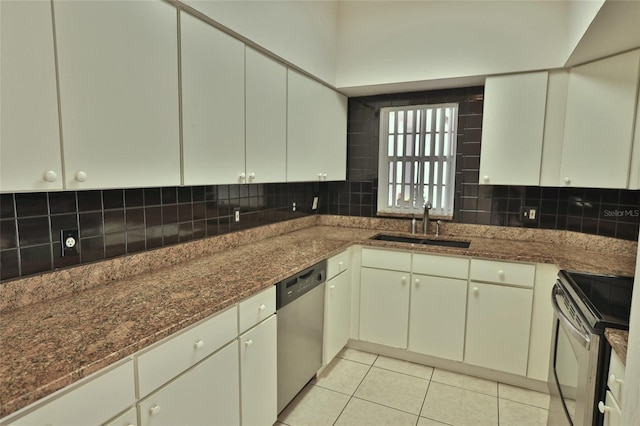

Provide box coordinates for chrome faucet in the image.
[423,202,432,235]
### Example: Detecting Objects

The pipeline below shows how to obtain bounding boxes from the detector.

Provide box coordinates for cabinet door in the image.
[104,407,137,426]
[560,49,640,188]
[54,1,180,189]
[245,48,287,184]
[324,271,351,364]
[181,12,245,185]
[359,267,410,348]
[479,72,548,186]
[320,87,347,181]
[138,341,240,426]
[408,274,467,361]
[0,0,62,192]
[286,69,323,182]
[239,315,277,426]
[465,282,533,376]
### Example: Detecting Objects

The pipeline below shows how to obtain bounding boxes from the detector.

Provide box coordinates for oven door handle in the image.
[551,284,591,350]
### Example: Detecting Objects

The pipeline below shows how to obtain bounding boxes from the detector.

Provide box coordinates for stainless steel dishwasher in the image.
[276,260,327,413]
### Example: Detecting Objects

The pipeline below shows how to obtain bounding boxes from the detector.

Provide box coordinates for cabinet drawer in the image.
[470,259,535,288]
[239,286,276,334]
[137,306,238,398]
[412,253,469,279]
[8,359,134,426]
[608,349,625,404]
[138,341,240,426]
[327,249,351,280]
[362,248,411,271]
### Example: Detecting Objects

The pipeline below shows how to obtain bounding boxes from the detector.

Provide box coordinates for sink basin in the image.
[371,234,471,248]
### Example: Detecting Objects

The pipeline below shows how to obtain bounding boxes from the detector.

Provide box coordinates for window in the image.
[377,103,458,218]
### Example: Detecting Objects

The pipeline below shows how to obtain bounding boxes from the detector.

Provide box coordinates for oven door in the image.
[548,283,601,426]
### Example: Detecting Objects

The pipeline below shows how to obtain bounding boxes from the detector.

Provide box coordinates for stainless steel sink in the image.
[371,234,471,248]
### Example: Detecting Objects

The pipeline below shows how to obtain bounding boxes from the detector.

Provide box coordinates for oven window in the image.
[554,320,578,424]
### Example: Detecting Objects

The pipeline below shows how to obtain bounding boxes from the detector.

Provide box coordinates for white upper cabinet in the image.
[320,87,348,181]
[628,76,640,190]
[287,69,347,182]
[479,72,548,186]
[54,0,180,190]
[181,12,245,186]
[560,49,640,188]
[287,69,324,182]
[1,0,63,192]
[245,48,287,183]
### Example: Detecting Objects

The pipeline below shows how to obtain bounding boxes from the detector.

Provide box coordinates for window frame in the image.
[377,103,459,218]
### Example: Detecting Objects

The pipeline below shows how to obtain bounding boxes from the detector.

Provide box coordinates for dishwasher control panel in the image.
[276,260,327,309]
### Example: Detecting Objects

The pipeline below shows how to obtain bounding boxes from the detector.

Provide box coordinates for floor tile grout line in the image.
[416,378,433,425]
[370,364,435,381]
[348,395,426,419]
[430,378,499,398]
[332,353,379,426]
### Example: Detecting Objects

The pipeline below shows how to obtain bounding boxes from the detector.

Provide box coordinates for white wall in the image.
[622,237,640,425]
[565,0,605,59]
[182,0,338,85]
[335,0,571,91]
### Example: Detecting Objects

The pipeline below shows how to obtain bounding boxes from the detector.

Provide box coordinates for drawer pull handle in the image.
[75,171,87,182]
[473,286,479,294]
[194,340,205,349]
[245,339,253,346]
[329,284,335,289]
[401,276,407,284]
[608,374,624,386]
[598,401,612,414]
[498,270,505,279]
[150,405,161,416]
[414,278,420,285]
[258,304,266,311]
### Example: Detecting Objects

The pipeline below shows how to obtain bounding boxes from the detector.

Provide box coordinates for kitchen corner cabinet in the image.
[479,72,549,186]
[181,12,245,186]
[465,259,535,376]
[560,49,640,188]
[245,48,287,184]
[138,341,240,426]
[0,0,63,192]
[287,69,347,182]
[54,1,180,190]
[324,250,352,364]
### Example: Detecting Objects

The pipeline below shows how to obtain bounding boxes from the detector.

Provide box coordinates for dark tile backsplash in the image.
[318,86,640,242]
[1,86,639,282]
[0,183,317,281]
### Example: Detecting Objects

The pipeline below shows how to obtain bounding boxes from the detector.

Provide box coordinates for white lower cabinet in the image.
[5,360,135,426]
[324,269,352,364]
[464,282,533,376]
[138,341,240,426]
[239,315,277,426]
[408,274,467,361]
[359,267,410,348]
[104,407,137,426]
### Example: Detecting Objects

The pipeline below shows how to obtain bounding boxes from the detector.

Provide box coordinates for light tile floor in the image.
[277,348,550,426]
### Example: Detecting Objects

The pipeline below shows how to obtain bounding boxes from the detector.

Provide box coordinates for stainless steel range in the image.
[548,270,633,426]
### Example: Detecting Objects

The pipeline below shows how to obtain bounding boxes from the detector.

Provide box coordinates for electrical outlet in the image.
[521,206,538,221]
[233,208,240,223]
[312,197,319,211]
[60,229,79,256]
